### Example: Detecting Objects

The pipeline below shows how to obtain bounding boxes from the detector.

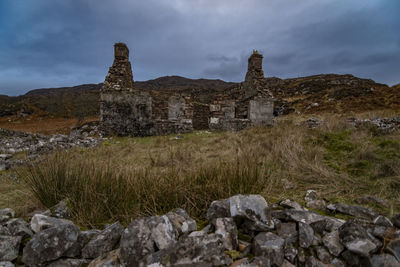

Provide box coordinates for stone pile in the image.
[0,128,101,171]
[1,191,400,266]
[347,117,400,132]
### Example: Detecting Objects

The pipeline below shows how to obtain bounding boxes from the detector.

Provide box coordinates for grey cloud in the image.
[0,0,399,96]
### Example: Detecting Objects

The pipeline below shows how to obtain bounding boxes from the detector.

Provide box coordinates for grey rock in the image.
[312,233,322,246]
[386,239,400,262]
[324,217,346,232]
[372,225,388,239]
[148,215,178,250]
[206,199,230,225]
[6,218,33,239]
[215,217,238,250]
[0,226,10,236]
[373,215,393,227]
[0,216,10,224]
[284,210,325,224]
[392,214,400,228]
[250,257,270,267]
[47,258,91,267]
[119,217,155,266]
[88,249,120,267]
[370,253,400,267]
[253,232,284,266]
[314,246,332,264]
[284,245,298,263]
[327,203,378,220]
[0,262,14,267]
[165,208,197,235]
[64,229,101,258]
[306,199,327,210]
[297,247,306,263]
[0,209,14,218]
[189,224,212,237]
[22,223,80,265]
[330,258,346,267]
[280,199,306,210]
[299,222,314,248]
[305,256,326,267]
[82,221,123,259]
[341,250,368,267]
[238,240,251,257]
[339,221,377,256]
[30,214,74,233]
[229,194,274,231]
[277,222,298,245]
[322,230,344,257]
[50,199,71,219]
[143,234,231,266]
[0,235,21,261]
[305,190,317,202]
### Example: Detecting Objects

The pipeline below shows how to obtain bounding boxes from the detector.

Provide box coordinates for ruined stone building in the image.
[100,43,274,136]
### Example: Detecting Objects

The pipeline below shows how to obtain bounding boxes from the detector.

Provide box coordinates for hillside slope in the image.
[0,74,399,120]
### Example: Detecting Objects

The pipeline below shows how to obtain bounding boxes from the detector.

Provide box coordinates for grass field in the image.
[1,114,400,228]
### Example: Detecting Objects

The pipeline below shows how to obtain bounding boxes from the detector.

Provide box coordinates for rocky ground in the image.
[0,123,101,172]
[1,191,400,266]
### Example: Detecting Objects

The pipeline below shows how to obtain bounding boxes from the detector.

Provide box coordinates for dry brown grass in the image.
[0,116,99,135]
[1,114,400,227]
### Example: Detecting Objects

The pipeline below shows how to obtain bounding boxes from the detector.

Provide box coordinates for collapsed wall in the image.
[100,44,274,136]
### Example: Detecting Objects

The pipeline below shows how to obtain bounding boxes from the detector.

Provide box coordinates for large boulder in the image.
[0,235,21,261]
[207,195,274,231]
[22,223,80,266]
[82,222,124,259]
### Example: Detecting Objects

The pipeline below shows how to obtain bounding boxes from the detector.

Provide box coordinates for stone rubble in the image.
[0,127,102,171]
[1,191,400,266]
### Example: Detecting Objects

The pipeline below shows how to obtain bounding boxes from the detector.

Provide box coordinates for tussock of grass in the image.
[13,115,400,227]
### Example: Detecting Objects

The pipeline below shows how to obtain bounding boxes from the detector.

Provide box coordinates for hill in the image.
[268,74,400,114]
[0,74,399,134]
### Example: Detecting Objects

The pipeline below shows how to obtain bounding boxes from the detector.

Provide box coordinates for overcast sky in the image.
[0,0,399,96]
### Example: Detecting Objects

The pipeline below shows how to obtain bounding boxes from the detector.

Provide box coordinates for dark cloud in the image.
[0,0,399,96]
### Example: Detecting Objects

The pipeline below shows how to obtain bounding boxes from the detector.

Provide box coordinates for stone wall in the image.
[100,43,274,136]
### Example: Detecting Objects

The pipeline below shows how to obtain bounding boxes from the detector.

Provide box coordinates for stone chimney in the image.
[245,50,264,83]
[244,50,265,98]
[102,42,134,91]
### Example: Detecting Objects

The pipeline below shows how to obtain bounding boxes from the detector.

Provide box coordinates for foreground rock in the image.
[1,192,399,266]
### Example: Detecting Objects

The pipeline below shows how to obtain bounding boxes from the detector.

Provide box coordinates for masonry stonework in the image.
[100,44,274,136]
